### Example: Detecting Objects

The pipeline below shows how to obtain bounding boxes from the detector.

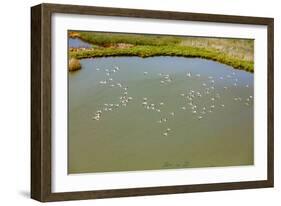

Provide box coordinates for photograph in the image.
[68,31,254,174]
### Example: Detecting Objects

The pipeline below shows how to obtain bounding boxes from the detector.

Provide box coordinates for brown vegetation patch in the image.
[69,58,81,71]
[69,31,81,38]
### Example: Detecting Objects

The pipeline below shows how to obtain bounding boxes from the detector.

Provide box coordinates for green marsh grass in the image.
[69,32,254,72]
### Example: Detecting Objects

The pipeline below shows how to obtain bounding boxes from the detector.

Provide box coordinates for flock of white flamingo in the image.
[92,65,253,136]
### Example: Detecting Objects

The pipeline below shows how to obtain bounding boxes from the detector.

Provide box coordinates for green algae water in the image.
[68,56,254,174]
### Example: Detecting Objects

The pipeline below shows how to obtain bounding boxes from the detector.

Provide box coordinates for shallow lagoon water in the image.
[68,56,254,174]
[68,37,93,48]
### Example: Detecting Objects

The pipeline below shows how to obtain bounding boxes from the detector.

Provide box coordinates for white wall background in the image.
[0,0,280,205]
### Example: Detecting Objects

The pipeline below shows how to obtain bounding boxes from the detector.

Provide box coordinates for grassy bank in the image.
[68,31,254,72]
[74,31,182,46]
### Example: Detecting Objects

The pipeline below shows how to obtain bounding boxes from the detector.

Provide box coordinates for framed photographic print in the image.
[31,3,274,202]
